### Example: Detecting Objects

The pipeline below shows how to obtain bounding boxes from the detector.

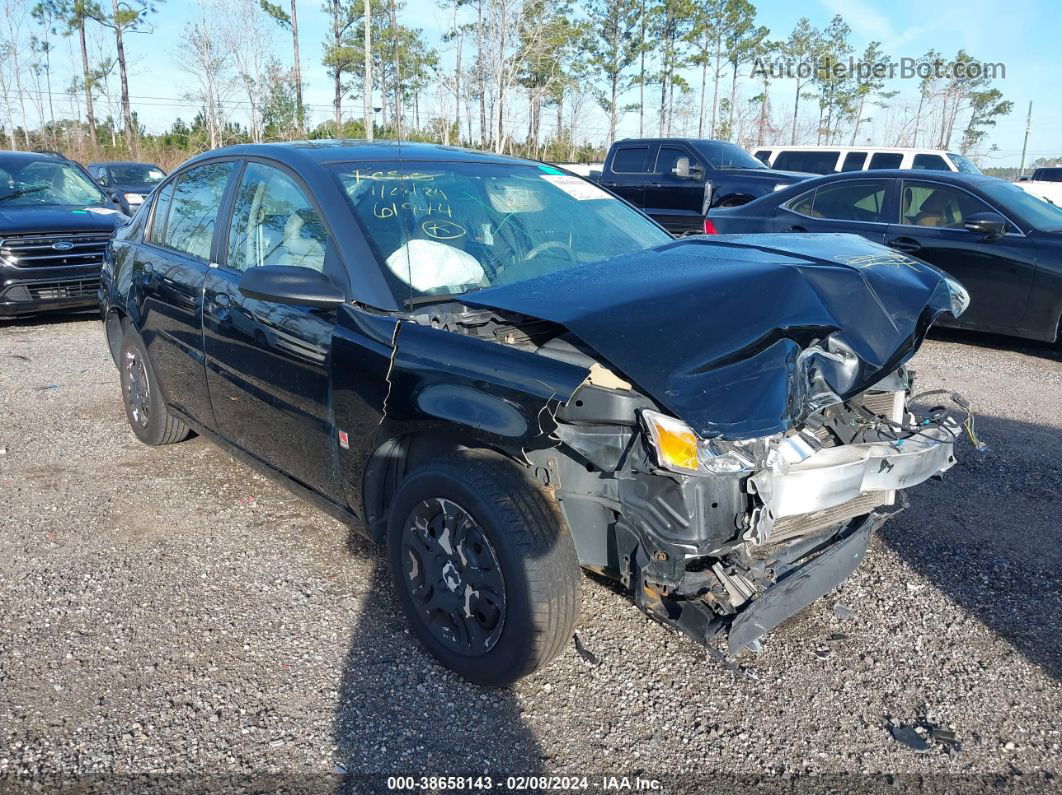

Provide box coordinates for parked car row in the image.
[0,151,166,319]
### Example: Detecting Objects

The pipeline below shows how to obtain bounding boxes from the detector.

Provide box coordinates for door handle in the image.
[208,291,231,322]
[786,225,807,233]
[600,181,617,188]
[886,237,922,253]
[646,182,662,188]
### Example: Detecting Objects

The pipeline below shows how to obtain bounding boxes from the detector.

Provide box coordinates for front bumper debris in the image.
[727,513,877,654]
[748,420,958,544]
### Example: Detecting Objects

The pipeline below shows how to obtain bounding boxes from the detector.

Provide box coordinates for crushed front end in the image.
[534,363,961,655]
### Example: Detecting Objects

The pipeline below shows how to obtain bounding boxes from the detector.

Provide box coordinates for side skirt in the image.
[168,406,371,541]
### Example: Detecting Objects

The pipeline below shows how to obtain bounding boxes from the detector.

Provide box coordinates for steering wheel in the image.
[523,240,576,262]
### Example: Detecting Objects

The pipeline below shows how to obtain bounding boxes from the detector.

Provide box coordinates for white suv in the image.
[750,146,981,176]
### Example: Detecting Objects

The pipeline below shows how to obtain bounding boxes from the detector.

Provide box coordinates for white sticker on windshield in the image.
[540,174,611,201]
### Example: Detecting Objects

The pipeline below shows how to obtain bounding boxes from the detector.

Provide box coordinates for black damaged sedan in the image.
[100,142,969,685]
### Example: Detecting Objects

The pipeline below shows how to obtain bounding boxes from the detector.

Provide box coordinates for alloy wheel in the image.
[400,497,506,657]
[123,349,150,429]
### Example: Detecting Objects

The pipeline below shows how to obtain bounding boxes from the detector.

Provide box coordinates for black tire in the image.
[118,327,190,446]
[386,450,581,686]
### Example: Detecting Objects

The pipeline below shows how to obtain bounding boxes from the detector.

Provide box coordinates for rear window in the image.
[869,152,903,169]
[773,151,840,174]
[610,146,650,174]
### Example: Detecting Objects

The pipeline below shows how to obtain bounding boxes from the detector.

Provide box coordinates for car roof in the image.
[0,150,69,165]
[87,161,161,167]
[180,140,534,169]
[754,145,956,154]
[615,137,730,146]
[793,169,1000,187]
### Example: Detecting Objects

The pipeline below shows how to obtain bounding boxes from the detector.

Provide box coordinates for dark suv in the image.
[100,142,966,685]
[0,151,124,319]
[87,161,167,215]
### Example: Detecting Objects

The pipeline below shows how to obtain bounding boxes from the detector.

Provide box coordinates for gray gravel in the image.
[0,316,1059,790]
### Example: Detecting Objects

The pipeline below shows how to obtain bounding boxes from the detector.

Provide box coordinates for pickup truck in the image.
[1031,167,1062,182]
[592,137,811,234]
[1015,168,1062,206]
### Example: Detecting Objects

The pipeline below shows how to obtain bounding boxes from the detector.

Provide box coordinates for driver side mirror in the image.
[239,265,345,309]
[964,212,1007,240]
[97,174,109,186]
[672,156,704,181]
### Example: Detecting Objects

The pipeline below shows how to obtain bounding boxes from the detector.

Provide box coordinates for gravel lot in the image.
[0,315,1059,791]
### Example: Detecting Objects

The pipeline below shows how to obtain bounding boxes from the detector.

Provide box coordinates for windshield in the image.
[106,164,166,187]
[0,160,107,206]
[947,153,981,174]
[693,141,768,170]
[332,161,671,302]
[980,180,1062,232]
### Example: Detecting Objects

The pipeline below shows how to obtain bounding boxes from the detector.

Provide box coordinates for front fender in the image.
[386,320,589,445]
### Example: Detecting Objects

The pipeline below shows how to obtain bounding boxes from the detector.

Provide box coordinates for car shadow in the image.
[928,326,1060,362]
[333,531,544,791]
[879,412,1062,680]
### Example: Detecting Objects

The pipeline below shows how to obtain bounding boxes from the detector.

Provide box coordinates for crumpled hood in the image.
[463,234,958,440]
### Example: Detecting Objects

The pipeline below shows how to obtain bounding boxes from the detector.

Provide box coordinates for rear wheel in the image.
[386,450,581,686]
[119,328,191,446]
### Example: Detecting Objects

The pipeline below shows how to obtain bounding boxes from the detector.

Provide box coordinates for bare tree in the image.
[38,0,99,143]
[221,0,274,142]
[178,0,234,149]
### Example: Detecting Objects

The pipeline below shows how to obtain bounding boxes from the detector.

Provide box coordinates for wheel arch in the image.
[360,426,533,544]
[104,306,129,367]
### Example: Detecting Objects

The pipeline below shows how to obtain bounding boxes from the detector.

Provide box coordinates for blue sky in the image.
[64,0,1061,165]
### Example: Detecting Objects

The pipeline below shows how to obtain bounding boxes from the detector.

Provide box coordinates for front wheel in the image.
[386,450,581,686]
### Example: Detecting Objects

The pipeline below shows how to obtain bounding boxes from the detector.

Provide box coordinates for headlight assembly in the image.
[944,277,970,317]
[641,410,777,475]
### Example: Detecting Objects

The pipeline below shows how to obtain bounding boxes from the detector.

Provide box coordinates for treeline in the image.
[0,0,1012,166]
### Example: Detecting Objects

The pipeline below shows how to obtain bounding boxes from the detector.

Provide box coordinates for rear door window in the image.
[869,152,903,169]
[773,151,840,174]
[147,181,176,244]
[840,152,868,172]
[655,145,700,175]
[786,180,890,222]
[159,162,235,260]
[912,154,950,171]
[610,146,650,174]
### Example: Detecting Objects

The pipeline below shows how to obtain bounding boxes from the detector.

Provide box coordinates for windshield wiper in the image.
[0,186,49,203]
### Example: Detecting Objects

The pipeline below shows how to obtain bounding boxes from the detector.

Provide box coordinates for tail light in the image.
[703,218,718,235]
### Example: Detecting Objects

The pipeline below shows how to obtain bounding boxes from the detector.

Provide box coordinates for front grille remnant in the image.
[26,278,101,300]
[768,490,892,543]
[1,232,110,269]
